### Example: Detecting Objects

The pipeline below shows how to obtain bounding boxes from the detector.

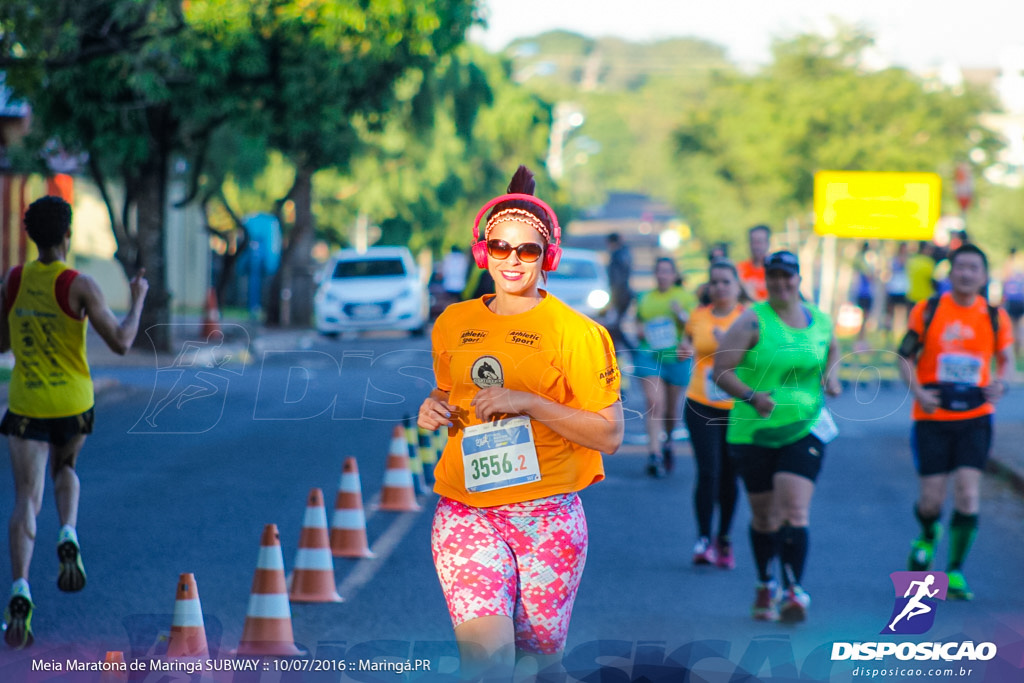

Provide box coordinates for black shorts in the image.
[729,432,825,494]
[911,415,992,476]
[1005,300,1024,321]
[886,293,908,308]
[857,295,873,312]
[0,408,95,446]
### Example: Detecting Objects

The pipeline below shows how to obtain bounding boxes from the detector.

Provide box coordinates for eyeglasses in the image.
[486,239,544,263]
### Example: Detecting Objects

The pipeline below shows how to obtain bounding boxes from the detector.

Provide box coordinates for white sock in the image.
[59,524,78,545]
[11,579,30,600]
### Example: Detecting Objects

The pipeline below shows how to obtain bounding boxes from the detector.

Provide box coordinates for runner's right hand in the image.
[914,386,940,413]
[130,268,150,303]
[419,394,456,430]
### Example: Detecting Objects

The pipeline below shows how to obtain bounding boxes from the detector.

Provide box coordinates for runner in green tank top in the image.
[713,251,841,623]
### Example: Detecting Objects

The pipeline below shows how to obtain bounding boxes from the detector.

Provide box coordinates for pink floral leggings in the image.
[431,493,588,654]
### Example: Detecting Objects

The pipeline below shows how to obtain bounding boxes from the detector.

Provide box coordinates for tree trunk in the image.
[133,159,172,352]
[265,165,315,327]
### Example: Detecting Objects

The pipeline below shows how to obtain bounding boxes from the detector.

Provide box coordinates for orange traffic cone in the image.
[100,652,128,683]
[377,425,421,512]
[330,458,374,558]
[237,524,302,656]
[167,573,209,658]
[289,488,343,602]
[200,287,221,337]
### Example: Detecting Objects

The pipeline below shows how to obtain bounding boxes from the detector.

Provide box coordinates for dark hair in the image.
[654,256,678,273]
[607,232,621,244]
[24,196,72,249]
[949,243,988,272]
[748,224,771,238]
[485,165,553,245]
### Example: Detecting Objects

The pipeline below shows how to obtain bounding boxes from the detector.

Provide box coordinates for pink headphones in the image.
[471,193,562,271]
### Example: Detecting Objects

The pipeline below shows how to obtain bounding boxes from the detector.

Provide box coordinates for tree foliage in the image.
[670,29,999,244]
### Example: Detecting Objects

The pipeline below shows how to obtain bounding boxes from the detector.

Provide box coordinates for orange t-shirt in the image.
[684,304,744,409]
[737,260,767,301]
[908,293,1013,422]
[431,292,621,507]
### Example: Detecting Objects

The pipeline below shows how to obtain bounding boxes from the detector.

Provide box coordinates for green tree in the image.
[670,27,999,245]
[0,0,223,351]
[186,0,478,326]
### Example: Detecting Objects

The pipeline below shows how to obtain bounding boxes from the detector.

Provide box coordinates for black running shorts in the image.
[911,415,992,476]
[729,432,825,494]
[0,408,95,446]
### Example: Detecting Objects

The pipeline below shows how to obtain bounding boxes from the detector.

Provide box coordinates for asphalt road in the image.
[0,330,1022,682]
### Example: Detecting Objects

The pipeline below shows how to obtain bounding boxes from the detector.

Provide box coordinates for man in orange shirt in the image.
[737,224,770,301]
[897,244,1014,600]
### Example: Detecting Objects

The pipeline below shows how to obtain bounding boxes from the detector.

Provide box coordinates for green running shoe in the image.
[57,538,87,592]
[3,595,34,649]
[908,524,942,571]
[946,570,974,601]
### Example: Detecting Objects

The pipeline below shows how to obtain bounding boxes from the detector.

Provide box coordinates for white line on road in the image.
[337,493,436,601]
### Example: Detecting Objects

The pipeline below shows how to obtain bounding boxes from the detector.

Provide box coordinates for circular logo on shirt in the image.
[471,356,504,389]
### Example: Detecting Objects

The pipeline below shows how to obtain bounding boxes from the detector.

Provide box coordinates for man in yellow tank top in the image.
[0,196,148,649]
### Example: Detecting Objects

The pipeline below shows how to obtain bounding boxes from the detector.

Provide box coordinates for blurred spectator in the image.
[1002,246,1024,356]
[907,241,937,305]
[441,245,468,300]
[884,241,910,337]
[606,232,634,351]
[852,241,876,347]
[737,225,770,301]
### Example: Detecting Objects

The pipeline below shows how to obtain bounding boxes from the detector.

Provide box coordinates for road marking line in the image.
[337,493,436,600]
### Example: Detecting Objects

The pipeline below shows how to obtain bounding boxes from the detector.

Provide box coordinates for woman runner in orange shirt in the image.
[418,166,623,681]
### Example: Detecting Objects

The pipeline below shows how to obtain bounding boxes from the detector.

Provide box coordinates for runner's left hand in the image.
[471,387,534,422]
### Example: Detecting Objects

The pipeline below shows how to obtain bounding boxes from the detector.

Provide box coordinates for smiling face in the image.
[950,252,987,297]
[486,218,546,299]
[766,268,801,303]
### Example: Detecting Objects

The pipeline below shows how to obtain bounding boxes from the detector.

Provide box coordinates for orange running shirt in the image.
[431,292,621,507]
[737,260,767,301]
[908,293,1013,422]
[684,304,744,409]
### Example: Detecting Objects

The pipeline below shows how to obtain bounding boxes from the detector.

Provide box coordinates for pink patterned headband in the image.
[484,208,551,242]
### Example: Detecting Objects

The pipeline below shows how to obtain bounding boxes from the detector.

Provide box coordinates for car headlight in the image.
[587,289,610,310]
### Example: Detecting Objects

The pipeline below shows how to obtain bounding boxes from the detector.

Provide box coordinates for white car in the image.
[542,248,611,321]
[314,247,429,336]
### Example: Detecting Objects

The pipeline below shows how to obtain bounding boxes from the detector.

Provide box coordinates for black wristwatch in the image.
[740,389,756,403]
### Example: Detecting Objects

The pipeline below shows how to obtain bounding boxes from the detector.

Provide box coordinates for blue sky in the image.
[470,0,1024,70]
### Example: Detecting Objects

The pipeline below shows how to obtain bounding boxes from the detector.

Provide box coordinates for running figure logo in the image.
[131,325,248,434]
[882,571,948,635]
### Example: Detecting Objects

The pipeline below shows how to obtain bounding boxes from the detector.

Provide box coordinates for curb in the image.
[987,457,1024,497]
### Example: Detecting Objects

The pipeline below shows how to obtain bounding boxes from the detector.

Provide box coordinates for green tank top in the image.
[726,301,832,447]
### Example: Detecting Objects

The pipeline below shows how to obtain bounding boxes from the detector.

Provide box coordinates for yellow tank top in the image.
[7,261,93,418]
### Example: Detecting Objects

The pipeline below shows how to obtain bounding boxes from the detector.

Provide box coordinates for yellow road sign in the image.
[814,171,941,239]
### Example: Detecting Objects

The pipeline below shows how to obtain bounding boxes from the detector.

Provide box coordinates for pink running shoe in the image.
[692,537,717,565]
[715,538,736,569]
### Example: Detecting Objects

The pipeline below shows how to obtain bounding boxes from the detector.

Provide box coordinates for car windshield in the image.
[550,259,599,279]
[333,259,406,278]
